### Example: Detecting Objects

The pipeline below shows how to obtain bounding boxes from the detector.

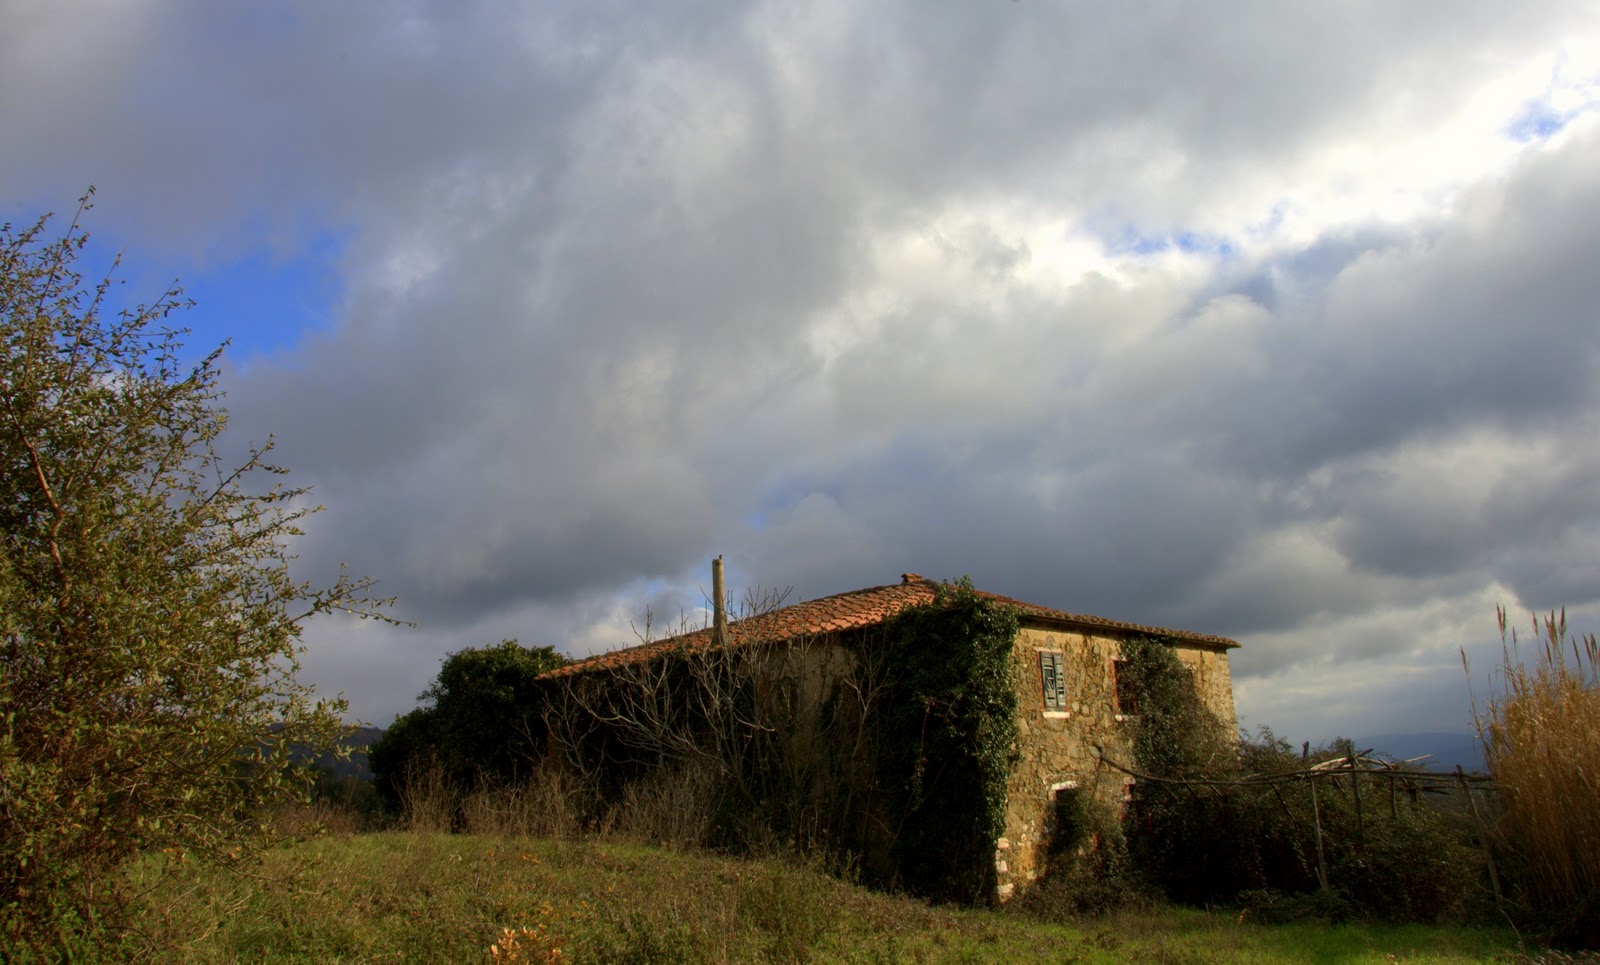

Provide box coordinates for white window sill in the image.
[1042,711,1071,719]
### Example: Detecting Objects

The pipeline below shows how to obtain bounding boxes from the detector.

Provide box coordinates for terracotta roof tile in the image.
[541,575,1238,679]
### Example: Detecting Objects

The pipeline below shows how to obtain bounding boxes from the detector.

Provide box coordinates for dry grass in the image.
[264,799,364,841]
[460,767,590,840]
[398,756,738,852]
[1472,607,1600,943]
[596,759,723,850]
[398,754,461,833]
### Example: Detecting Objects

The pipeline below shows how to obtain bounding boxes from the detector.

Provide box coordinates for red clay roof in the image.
[541,575,1238,679]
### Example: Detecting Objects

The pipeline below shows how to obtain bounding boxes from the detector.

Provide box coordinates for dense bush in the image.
[1012,787,1147,918]
[1119,636,1487,924]
[310,768,386,829]
[370,639,568,810]
[1130,727,1487,923]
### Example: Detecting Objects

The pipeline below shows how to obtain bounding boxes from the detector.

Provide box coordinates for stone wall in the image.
[994,625,1237,900]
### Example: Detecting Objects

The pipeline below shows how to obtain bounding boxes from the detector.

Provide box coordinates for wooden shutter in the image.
[1039,651,1066,711]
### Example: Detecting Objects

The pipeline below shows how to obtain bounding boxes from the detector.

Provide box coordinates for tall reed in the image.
[1470,606,1600,944]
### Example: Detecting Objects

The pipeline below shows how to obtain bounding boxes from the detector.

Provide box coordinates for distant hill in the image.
[331,725,383,781]
[1351,732,1485,773]
[284,725,383,782]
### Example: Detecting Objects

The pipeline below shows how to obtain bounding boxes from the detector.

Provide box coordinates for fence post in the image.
[1456,765,1504,915]
[1310,771,1330,892]
[1348,749,1364,848]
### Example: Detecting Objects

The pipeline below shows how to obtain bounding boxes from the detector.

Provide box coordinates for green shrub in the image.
[1127,694,1487,924]
[370,639,569,812]
[1189,738,1481,921]
[1236,887,1352,925]
[0,196,390,953]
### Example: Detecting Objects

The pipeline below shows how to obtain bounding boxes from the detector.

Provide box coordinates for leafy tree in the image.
[0,194,393,951]
[370,639,568,804]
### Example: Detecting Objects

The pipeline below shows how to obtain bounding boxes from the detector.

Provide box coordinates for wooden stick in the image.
[1457,764,1504,914]
[1094,752,1492,788]
[1348,749,1364,848]
[1310,771,1330,892]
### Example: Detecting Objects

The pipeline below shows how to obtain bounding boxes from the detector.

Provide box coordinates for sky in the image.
[3,1,1598,746]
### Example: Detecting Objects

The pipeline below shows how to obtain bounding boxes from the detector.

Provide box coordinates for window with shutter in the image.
[1039,651,1066,711]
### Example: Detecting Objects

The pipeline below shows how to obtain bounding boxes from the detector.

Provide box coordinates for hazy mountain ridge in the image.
[282,725,383,782]
[1349,732,1485,773]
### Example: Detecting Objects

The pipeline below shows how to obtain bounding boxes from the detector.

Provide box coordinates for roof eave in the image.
[1017,612,1240,650]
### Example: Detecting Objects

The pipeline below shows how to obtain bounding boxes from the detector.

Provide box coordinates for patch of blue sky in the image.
[20,208,350,372]
[1100,224,1238,261]
[1503,97,1592,143]
[1116,232,1172,256]
[1173,231,1238,259]
[1094,223,1169,256]
[1506,103,1567,142]
[177,229,349,369]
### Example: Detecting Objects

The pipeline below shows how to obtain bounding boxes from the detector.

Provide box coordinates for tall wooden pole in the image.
[712,555,728,646]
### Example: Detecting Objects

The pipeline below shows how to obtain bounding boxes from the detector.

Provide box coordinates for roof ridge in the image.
[540,575,1237,679]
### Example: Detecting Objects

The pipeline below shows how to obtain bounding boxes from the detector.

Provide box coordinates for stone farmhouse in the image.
[540,569,1238,902]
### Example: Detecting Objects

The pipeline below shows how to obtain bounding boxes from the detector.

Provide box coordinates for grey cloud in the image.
[1220,226,1415,312]
[1498,523,1600,612]
[5,1,1599,738]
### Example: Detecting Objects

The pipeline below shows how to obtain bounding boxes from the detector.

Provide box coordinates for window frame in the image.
[1112,657,1139,720]
[1038,649,1068,715]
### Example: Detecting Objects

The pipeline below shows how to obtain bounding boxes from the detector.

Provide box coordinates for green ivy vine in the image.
[851,577,1020,903]
[1117,635,1229,780]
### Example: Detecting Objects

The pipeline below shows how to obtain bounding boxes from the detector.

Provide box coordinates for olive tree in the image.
[0,194,393,948]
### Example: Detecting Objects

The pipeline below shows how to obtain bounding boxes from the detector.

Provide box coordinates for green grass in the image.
[126,831,1526,964]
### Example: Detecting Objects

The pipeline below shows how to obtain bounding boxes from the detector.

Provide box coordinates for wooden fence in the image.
[1096,745,1502,908]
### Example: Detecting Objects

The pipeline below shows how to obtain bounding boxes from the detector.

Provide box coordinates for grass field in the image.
[123,830,1532,964]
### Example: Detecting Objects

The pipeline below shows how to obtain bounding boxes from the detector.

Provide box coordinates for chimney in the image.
[712,555,728,645]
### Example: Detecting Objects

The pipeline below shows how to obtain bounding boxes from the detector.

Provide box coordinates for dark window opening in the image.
[1048,785,1088,862]
[1113,658,1139,716]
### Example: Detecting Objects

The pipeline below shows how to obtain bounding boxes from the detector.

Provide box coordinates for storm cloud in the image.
[4,0,1597,742]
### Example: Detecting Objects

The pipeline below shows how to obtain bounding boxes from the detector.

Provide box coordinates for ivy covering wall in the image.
[1117,635,1231,780]
[853,579,1021,903]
